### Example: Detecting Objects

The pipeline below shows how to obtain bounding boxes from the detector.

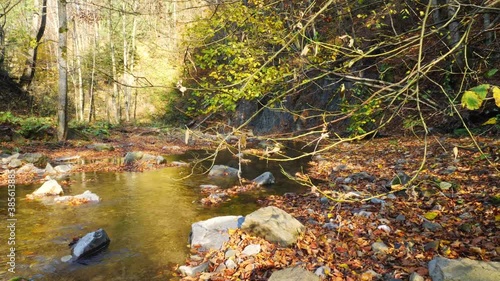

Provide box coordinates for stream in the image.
[0,146,310,280]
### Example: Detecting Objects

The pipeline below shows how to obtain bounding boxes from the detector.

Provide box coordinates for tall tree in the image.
[19,0,48,91]
[72,13,84,121]
[108,0,119,123]
[57,0,68,141]
[123,0,138,122]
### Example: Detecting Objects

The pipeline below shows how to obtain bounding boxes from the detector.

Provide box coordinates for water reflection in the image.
[0,148,309,280]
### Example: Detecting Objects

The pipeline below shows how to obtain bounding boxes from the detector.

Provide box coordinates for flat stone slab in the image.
[190,215,244,251]
[428,257,500,281]
[268,267,319,281]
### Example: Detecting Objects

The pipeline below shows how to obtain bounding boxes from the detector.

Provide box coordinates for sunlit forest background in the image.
[1,0,499,138]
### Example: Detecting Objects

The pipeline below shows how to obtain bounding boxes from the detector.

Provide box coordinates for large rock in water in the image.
[27,179,63,199]
[190,216,244,251]
[252,172,275,186]
[428,257,500,281]
[124,151,144,165]
[242,206,305,247]
[208,165,239,178]
[268,267,320,281]
[71,229,110,261]
[54,190,100,205]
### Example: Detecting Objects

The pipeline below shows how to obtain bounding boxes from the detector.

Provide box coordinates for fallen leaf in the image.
[424,211,440,220]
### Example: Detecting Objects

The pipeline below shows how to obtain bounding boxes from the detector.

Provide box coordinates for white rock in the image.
[74,190,100,202]
[225,258,237,270]
[242,244,261,256]
[377,224,391,233]
[29,180,63,197]
[179,262,209,277]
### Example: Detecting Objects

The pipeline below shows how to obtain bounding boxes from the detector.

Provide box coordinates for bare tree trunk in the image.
[483,13,493,45]
[124,0,138,123]
[431,0,442,27]
[447,0,463,69]
[72,17,84,121]
[88,16,99,123]
[108,0,119,123]
[57,0,68,141]
[19,0,48,91]
[0,22,4,70]
[122,1,129,122]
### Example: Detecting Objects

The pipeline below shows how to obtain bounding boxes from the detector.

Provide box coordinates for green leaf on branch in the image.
[485,68,498,78]
[461,84,490,110]
[470,84,490,99]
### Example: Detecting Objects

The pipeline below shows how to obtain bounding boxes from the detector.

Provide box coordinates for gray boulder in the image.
[387,172,411,188]
[16,163,44,175]
[20,152,47,166]
[45,163,57,174]
[155,155,166,165]
[8,158,22,168]
[252,172,275,186]
[428,257,500,281]
[242,206,304,247]
[124,151,144,165]
[190,216,244,251]
[269,267,319,281]
[1,153,19,164]
[71,228,110,261]
[55,164,72,173]
[208,165,239,178]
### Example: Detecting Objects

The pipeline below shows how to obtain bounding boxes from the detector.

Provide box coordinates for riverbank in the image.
[176,134,499,280]
[0,127,201,186]
[1,128,499,280]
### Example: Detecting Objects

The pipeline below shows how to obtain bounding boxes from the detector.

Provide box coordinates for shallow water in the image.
[0,148,309,280]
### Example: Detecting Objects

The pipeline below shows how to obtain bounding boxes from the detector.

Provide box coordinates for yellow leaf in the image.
[240,135,247,148]
[338,263,349,269]
[482,117,497,125]
[495,215,500,222]
[424,211,439,220]
[493,86,500,107]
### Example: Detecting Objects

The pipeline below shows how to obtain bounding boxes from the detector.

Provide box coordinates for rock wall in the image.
[232,76,346,135]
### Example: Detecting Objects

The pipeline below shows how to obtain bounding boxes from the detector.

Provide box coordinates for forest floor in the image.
[1,127,499,280]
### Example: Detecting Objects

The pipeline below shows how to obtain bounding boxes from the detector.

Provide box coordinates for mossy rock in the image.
[19,152,48,167]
